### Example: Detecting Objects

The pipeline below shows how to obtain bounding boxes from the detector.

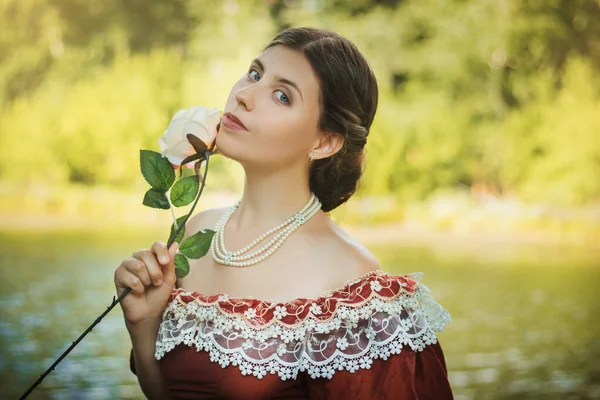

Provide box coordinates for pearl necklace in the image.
[211,194,322,267]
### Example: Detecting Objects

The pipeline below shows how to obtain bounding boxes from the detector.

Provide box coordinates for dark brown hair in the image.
[265,27,378,212]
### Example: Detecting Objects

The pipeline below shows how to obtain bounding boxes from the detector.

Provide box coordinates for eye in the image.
[275,90,290,105]
[248,68,261,81]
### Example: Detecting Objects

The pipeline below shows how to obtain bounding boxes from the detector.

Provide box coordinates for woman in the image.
[114,27,453,399]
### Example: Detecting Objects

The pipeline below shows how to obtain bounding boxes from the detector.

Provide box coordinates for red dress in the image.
[131,270,453,399]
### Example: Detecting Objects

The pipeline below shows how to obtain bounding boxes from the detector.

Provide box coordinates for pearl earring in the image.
[309,152,315,161]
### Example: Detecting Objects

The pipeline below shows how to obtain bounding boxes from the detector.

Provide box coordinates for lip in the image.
[221,112,248,131]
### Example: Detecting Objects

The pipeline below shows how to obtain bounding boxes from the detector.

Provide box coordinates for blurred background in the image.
[0,0,599,399]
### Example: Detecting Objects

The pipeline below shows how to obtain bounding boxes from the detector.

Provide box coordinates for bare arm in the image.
[114,242,178,399]
[115,208,223,398]
[127,318,171,399]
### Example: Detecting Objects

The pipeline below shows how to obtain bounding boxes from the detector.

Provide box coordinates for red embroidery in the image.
[169,270,419,327]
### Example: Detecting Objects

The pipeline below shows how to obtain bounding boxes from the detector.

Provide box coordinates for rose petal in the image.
[205,108,220,126]
[158,131,170,152]
[161,106,222,164]
[166,118,188,141]
[171,108,190,121]
[189,106,210,121]
[162,141,195,165]
[206,109,221,144]
[171,161,195,169]
[175,107,197,120]
[183,121,212,147]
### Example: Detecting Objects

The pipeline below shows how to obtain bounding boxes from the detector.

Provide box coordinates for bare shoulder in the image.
[182,206,229,237]
[316,217,381,283]
[175,206,229,288]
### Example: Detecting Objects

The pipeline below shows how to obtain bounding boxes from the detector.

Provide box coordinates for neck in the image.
[228,166,318,233]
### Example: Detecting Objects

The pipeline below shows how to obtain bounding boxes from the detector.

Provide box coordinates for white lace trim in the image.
[154,281,451,381]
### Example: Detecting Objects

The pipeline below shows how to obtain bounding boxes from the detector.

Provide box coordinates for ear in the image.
[311,132,344,161]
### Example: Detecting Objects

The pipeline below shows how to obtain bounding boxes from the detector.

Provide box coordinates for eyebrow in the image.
[252,58,303,102]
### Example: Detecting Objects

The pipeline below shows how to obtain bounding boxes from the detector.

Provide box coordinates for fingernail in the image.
[156,279,163,286]
[160,256,169,263]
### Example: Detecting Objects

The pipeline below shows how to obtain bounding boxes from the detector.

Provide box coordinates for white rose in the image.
[158,106,220,168]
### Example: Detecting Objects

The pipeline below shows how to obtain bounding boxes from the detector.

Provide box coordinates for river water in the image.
[1,229,598,399]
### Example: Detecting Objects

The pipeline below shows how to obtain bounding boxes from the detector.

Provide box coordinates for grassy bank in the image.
[1,183,598,249]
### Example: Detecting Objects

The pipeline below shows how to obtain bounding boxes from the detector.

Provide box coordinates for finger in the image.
[169,242,179,259]
[151,241,170,266]
[139,250,164,287]
[131,249,147,260]
[115,268,145,295]
[123,258,152,287]
[163,242,179,283]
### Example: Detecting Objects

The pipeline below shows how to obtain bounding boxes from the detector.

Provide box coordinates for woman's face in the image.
[216,45,323,170]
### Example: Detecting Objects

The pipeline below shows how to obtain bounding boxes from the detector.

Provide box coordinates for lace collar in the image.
[156,270,451,381]
[175,269,391,303]
[168,269,418,326]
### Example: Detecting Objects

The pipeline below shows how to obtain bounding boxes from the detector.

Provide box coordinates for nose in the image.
[233,81,256,111]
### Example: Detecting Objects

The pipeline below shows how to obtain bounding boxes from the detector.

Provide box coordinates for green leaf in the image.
[170,175,199,207]
[174,253,190,278]
[167,215,187,245]
[140,150,175,192]
[142,188,170,209]
[179,229,215,259]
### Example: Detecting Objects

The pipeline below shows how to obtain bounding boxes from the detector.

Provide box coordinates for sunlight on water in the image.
[0,229,598,399]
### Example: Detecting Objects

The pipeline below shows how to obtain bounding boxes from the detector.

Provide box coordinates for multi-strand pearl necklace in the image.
[211,193,322,267]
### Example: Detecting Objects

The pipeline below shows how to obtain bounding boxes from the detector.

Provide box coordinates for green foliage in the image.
[0,0,599,207]
[142,188,170,210]
[0,49,184,186]
[499,57,600,205]
[168,215,188,246]
[179,229,215,259]
[140,150,175,192]
[174,253,190,279]
[275,0,600,206]
[170,175,200,207]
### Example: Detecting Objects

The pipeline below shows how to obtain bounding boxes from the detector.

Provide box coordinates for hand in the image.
[114,241,179,325]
